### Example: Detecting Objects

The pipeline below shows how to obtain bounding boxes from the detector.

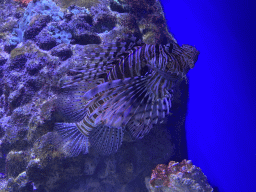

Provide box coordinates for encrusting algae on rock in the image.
[55,36,199,156]
[146,159,213,192]
[0,0,202,190]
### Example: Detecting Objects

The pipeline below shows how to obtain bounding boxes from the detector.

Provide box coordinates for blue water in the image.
[162,0,256,191]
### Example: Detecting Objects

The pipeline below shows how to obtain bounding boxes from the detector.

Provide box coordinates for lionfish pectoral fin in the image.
[54,123,89,156]
[89,125,124,156]
[146,64,181,81]
[56,85,90,122]
[126,120,153,139]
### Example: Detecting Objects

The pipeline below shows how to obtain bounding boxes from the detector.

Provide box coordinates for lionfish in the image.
[55,37,199,156]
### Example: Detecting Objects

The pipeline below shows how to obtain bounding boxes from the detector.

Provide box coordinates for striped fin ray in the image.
[106,44,146,80]
[60,78,130,120]
[61,75,149,133]
[55,88,125,156]
[54,123,89,156]
[98,77,149,127]
[121,73,173,139]
[126,98,155,139]
[144,73,173,124]
[55,84,90,122]
[62,37,144,88]
[84,41,127,62]
[82,77,144,100]
[56,78,108,122]
[89,124,124,156]
[54,38,198,156]
[84,36,142,63]
[115,72,171,131]
[126,94,172,139]
[73,93,124,156]
[79,82,138,126]
[69,43,146,84]
[144,43,191,81]
[143,71,173,100]
[84,76,149,119]
[90,73,172,134]
[61,64,111,88]
[93,76,148,112]
[83,72,173,137]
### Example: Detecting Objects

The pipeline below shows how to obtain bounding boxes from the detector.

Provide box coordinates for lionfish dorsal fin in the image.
[83,35,143,64]
[61,36,144,88]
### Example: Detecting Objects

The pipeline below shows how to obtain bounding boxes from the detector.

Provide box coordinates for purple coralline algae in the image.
[147,160,213,192]
[0,0,203,191]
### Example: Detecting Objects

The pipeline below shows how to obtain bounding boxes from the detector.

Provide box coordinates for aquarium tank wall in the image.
[161,0,256,191]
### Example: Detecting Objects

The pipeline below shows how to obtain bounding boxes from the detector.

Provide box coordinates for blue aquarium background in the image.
[162,0,256,191]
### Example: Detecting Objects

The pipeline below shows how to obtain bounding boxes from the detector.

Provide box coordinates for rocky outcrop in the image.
[0,0,200,191]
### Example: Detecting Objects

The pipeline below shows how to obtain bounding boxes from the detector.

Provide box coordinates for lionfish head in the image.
[163,43,199,78]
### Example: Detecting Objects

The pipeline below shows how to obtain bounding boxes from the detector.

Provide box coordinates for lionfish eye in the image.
[165,43,173,54]
[140,65,150,76]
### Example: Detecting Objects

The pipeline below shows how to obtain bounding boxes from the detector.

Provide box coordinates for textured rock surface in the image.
[0,0,199,191]
[146,160,213,192]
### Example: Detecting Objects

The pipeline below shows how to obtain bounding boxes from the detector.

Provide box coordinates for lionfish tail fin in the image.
[89,125,124,156]
[54,123,89,156]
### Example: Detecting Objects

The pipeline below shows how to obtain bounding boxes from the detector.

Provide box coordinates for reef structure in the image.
[0,0,201,191]
[146,160,213,192]
[54,38,199,157]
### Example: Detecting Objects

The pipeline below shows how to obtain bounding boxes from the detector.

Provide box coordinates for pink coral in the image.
[14,0,33,6]
[149,160,213,192]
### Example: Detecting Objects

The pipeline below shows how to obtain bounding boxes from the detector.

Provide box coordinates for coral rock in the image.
[148,160,213,192]
[35,29,57,50]
[0,52,8,66]
[23,14,51,40]
[6,151,28,178]
[84,156,99,175]
[90,4,117,33]
[50,43,73,61]
[0,0,199,191]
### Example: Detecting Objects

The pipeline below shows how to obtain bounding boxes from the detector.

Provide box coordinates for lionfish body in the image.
[55,38,199,156]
